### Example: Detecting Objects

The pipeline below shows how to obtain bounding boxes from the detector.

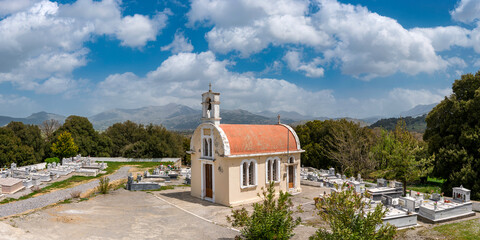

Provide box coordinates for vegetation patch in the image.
[433,219,480,240]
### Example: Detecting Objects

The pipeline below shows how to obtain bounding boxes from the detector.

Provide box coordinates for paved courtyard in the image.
[0,185,325,240]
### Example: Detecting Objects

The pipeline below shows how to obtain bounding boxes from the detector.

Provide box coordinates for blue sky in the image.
[0,0,479,118]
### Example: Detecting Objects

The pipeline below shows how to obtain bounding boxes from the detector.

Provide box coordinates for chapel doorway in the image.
[204,164,213,199]
[288,157,295,189]
[288,165,294,189]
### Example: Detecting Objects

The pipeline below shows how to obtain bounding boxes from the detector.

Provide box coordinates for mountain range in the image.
[0,102,438,131]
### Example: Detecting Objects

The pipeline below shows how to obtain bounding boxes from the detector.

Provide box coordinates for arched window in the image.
[289,156,295,164]
[203,138,209,157]
[241,159,257,188]
[249,162,255,185]
[242,162,248,187]
[266,157,281,184]
[266,159,272,182]
[273,159,279,182]
[208,138,213,157]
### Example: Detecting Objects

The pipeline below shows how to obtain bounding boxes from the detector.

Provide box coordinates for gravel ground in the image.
[0,167,131,218]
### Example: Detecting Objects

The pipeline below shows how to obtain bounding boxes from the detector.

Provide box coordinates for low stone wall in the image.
[300,179,324,187]
[383,213,417,229]
[89,157,182,167]
[127,182,161,191]
[472,200,480,212]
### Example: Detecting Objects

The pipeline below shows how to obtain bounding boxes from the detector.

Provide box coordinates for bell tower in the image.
[202,83,221,125]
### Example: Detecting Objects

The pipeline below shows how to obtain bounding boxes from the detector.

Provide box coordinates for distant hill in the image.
[0,111,66,126]
[256,110,314,121]
[89,104,295,131]
[399,103,437,117]
[369,114,427,132]
[0,102,437,131]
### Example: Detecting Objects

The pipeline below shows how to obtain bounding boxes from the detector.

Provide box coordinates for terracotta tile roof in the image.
[219,124,299,155]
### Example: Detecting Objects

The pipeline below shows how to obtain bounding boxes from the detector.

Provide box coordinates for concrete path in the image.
[1,189,238,240]
[0,167,131,218]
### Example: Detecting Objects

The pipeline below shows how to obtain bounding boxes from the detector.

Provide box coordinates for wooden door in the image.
[205,164,213,198]
[288,165,294,189]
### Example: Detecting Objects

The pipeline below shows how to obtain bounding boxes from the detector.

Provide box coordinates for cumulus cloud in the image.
[161,31,194,53]
[59,0,168,48]
[188,0,448,79]
[283,51,324,77]
[0,0,168,94]
[94,51,335,116]
[188,0,332,56]
[0,0,39,17]
[451,0,480,23]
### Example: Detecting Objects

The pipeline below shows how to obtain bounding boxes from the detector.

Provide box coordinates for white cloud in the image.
[334,88,448,118]
[59,0,168,48]
[411,26,471,51]
[188,0,332,56]
[0,0,168,94]
[94,51,335,116]
[0,0,39,17]
[188,0,448,79]
[161,31,194,53]
[446,57,467,68]
[451,0,480,23]
[35,77,77,94]
[0,94,37,117]
[283,51,324,77]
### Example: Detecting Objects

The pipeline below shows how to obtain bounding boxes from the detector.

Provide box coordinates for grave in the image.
[418,186,475,223]
[126,174,162,191]
[0,178,25,194]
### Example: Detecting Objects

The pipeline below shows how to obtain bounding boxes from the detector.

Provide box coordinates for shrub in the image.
[98,177,110,194]
[227,182,301,240]
[45,157,60,164]
[310,183,396,240]
[31,186,41,193]
[70,190,81,198]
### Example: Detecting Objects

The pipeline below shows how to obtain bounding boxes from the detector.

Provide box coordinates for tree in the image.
[55,116,99,156]
[324,120,376,176]
[40,119,60,142]
[51,131,78,159]
[5,122,45,163]
[310,184,396,240]
[370,121,432,195]
[227,183,301,240]
[424,71,480,199]
[103,121,186,159]
[0,127,37,167]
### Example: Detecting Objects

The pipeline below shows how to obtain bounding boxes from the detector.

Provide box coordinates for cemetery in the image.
[301,167,476,229]
[0,155,107,198]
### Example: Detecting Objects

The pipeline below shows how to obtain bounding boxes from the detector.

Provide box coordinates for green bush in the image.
[98,177,110,194]
[45,157,60,164]
[227,182,301,240]
[311,183,396,240]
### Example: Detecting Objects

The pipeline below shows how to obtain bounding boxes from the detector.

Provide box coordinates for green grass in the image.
[0,161,172,205]
[427,177,446,184]
[407,176,445,194]
[407,185,442,194]
[433,219,480,240]
[59,199,72,204]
